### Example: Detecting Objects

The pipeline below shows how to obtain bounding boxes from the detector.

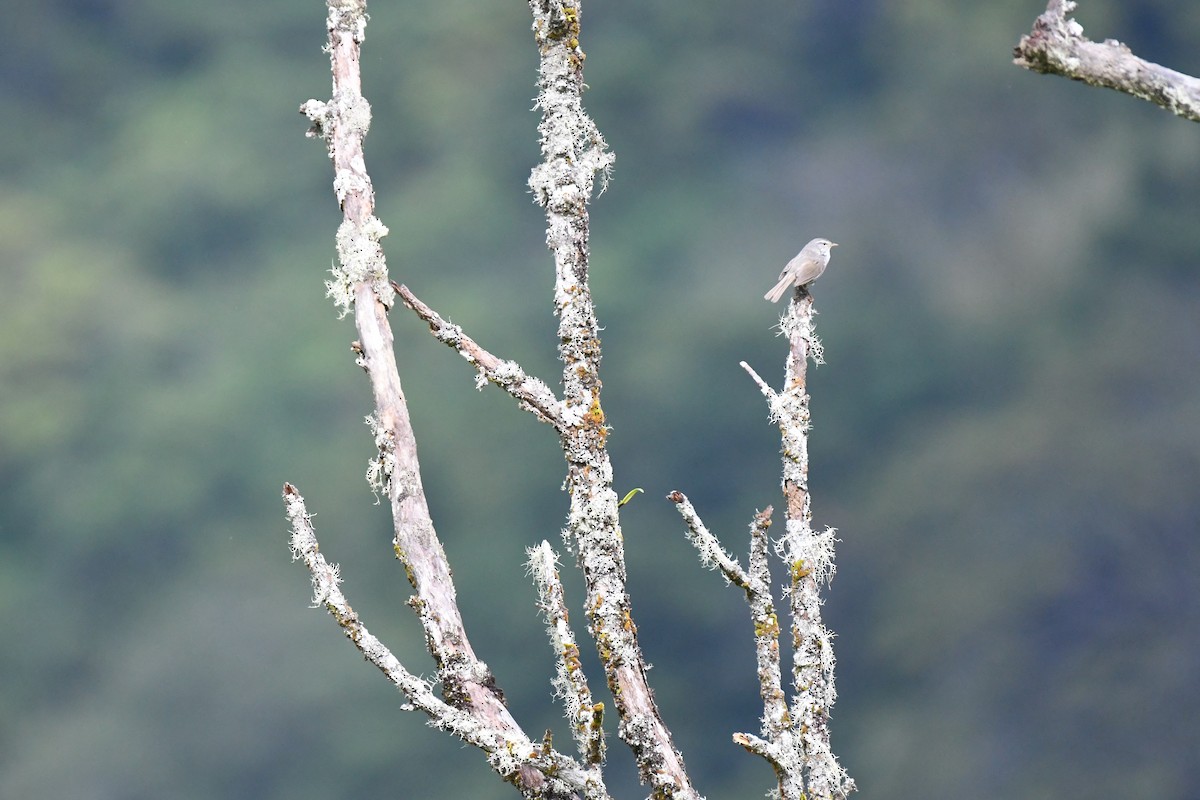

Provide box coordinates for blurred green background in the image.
[4,1,1199,797]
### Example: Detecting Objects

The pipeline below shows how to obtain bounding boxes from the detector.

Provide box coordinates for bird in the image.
[764,238,837,303]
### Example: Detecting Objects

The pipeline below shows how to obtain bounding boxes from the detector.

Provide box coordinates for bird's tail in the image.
[764,276,792,303]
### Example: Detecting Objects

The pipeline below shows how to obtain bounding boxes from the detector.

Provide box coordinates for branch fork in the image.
[285,1,694,798]
[672,291,854,800]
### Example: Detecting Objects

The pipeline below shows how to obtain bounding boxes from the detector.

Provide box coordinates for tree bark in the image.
[1014,0,1200,122]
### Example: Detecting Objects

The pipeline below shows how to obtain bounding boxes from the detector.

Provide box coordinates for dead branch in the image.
[1014,0,1200,122]
[674,290,854,800]
[292,3,599,797]
[522,1,698,797]
[283,484,597,797]
[393,281,567,430]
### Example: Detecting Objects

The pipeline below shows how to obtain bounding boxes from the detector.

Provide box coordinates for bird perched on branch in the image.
[764,237,837,303]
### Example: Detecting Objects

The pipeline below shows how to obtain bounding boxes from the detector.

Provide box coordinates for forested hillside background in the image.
[4,1,1199,798]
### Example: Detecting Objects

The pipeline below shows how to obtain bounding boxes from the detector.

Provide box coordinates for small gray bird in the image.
[764,238,837,303]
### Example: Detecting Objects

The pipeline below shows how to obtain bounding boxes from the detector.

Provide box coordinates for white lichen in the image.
[328,217,390,317]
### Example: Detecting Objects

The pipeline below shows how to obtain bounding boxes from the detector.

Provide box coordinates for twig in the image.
[668,491,752,589]
[739,361,774,401]
[668,494,794,771]
[1014,0,1200,122]
[528,542,607,771]
[394,282,567,430]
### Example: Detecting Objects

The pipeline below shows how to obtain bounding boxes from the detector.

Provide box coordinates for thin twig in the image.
[528,542,607,771]
[740,360,774,400]
[668,494,793,774]
[668,491,752,589]
[394,282,567,430]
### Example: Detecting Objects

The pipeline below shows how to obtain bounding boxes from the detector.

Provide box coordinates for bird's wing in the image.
[778,255,799,280]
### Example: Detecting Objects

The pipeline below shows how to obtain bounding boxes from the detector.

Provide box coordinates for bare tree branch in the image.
[299,0,495,711]
[1014,0,1200,122]
[528,542,607,771]
[293,3,590,797]
[668,494,795,778]
[284,484,599,798]
[739,360,774,399]
[524,1,696,796]
[291,0,693,796]
[291,1,856,798]
[767,292,854,800]
[668,491,753,590]
[393,281,567,430]
[675,288,854,800]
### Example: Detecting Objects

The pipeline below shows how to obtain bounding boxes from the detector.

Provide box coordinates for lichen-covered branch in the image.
[676,290,853,800]
[529,542,607,772]
[766,293,854,800]
[743,508,789,748]
[299,0,497,713]
[284,485,597,798]
[1014,0,1200,122]
[393,281,567,430]
[669,494,793,779]
[668,491,752,589]
[293,3,582,797]
[525,1,696,797]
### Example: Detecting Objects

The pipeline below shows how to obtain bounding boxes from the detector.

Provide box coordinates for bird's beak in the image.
[831,243,838,247]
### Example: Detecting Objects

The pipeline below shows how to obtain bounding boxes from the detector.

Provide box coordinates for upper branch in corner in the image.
[1014,0,1200,122]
